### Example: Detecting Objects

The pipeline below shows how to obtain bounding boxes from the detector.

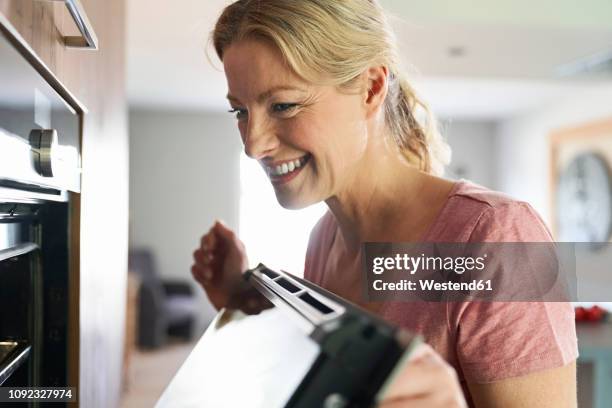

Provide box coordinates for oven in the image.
[0,13,83,405]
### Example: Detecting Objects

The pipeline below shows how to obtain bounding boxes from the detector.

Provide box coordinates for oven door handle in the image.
[0,243,39,263]
[47,0,99,50]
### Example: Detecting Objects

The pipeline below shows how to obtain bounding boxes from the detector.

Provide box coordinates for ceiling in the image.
[126,0,612,120]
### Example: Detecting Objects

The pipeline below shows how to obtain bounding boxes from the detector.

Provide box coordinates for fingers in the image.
[192,251,213,280]
[195,224,219,281]
[200,220,235,256]
[383,355,443,400]
[193,221,231,285]
[200,225,217,253]
[213,219,235,240]
[194,247,213,268]
[406,342,433,362]
[191,261,212,283]
[191,264,206,287]
[212,220,249,273]
[380,344,466,408]
[193,220,249,294]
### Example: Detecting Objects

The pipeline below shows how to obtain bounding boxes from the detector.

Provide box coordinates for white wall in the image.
[129,109,242,331]
[496,84,612,225]
[442,120,498,189]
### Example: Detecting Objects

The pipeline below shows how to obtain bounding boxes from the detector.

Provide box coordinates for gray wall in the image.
[129,109,242,330]
[442,120,498,189]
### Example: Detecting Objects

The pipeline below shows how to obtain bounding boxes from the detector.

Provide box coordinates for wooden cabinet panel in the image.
[0,1,64,73]
[0,1,128,407]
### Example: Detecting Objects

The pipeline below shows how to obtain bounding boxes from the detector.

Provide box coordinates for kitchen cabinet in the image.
[0,1,128,407]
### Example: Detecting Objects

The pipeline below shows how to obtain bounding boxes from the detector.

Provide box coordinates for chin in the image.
[274,190,319,210]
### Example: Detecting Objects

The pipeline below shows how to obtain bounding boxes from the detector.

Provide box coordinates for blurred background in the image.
[122,0,612,406]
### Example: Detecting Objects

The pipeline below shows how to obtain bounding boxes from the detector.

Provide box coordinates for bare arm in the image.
[468,362,576,408]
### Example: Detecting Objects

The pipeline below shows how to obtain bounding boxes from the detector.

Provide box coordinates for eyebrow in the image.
[226,85,307,104]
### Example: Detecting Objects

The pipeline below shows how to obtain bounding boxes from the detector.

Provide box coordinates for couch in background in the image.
[128,249,198,348]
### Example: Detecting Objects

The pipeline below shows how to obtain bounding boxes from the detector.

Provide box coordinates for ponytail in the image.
[385,73,450,175]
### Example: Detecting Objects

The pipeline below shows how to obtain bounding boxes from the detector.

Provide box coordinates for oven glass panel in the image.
[0,247,39,387]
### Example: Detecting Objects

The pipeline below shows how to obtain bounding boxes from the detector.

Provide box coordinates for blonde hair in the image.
[212,0,450,175]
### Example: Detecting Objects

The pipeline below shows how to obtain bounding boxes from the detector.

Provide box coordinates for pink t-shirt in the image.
[304,180,578,404]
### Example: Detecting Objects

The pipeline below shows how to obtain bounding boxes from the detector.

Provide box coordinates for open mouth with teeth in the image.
[265,154,312,184]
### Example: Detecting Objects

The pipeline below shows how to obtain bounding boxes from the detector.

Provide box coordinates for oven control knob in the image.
[29,129,58,177]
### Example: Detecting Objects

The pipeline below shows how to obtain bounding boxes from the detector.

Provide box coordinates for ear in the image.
[362,65,389,118]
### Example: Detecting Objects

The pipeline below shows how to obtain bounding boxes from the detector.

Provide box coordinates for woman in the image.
[191,1,578,406]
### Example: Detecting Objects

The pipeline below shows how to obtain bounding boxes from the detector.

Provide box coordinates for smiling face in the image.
[223,38,370,209]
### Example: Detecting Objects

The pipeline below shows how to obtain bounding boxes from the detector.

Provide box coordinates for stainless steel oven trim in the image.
[0,187,68,204]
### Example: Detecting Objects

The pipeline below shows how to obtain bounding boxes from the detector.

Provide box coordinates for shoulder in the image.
[431,181,552,242]
[451,179,521,209]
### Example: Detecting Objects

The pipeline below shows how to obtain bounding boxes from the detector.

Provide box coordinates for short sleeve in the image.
[452,202,578,383]
[467,201,553,243]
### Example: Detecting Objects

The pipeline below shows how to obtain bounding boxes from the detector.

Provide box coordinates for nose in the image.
[243,116,279,160]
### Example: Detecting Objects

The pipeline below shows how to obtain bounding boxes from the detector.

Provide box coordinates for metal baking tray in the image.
[0,340,31,385]
[158,264,420,408]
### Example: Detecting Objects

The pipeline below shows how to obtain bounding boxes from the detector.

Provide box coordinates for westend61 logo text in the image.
[371,253,488,275]
[363,243,589,302]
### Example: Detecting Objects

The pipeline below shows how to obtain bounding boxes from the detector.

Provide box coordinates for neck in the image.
[324,128,430,255]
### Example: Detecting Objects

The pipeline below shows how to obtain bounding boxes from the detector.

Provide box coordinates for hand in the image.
[191,220,270,313]
[378,343,467,408]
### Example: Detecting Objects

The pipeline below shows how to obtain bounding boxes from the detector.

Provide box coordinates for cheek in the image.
[297,99,364,145]
[322,93,366,137]
[276,119,312,149]
[290,118,363,177]
[319,105,368,160]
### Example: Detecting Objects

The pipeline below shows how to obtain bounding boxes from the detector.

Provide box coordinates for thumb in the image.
[407,343,433,362]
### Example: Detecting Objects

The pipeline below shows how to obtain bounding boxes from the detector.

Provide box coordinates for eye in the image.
[272,103,298,113]
[228,107,248,120]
